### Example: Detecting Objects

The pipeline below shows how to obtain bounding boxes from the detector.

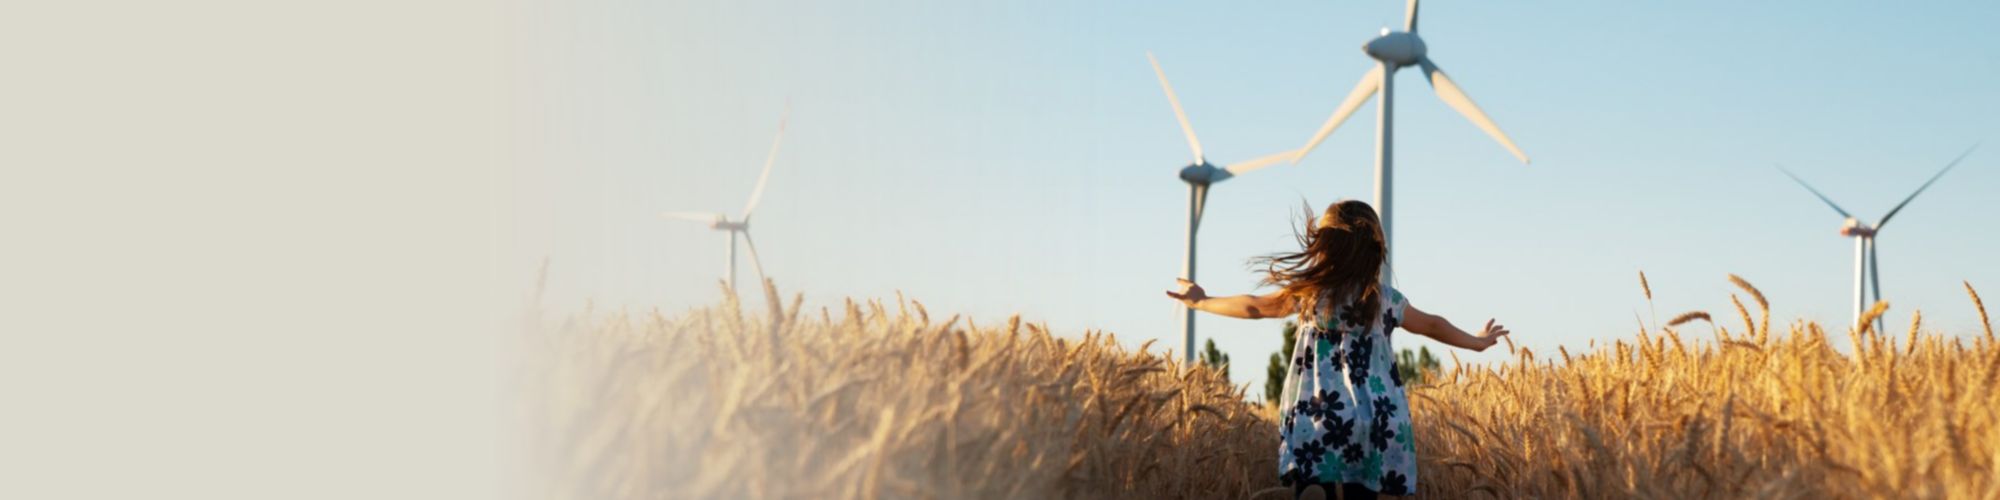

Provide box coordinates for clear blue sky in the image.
[511,0,2000,392]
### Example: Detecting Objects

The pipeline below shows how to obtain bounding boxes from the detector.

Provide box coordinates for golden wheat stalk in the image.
[1666,310,1712,327]
[1906,310,1922,356]
[1729,274,1770,342]
[1731,295,1754,344]
[1856,301,1890,338]
[1969,281,1994,345]
[1640,270,1658,330]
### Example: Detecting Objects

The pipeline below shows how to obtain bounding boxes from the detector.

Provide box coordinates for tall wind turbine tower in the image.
[1291,0,1529,284]
[1779,144,1978,332]
[1149,53,1299,363]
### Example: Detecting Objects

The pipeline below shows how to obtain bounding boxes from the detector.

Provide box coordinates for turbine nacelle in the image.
[1839,219,1876,238]
[1363,31,1427,67]
[1177,162,1231,185]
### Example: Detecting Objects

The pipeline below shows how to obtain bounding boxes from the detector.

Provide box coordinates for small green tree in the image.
[1199,338,1230,378]
[1396,346,1442,385]
[1264,320,1298,405]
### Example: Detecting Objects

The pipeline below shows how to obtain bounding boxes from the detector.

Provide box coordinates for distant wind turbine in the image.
[1779,144,1979,332]
[1149,52,1301,363]
[663,107,789,292]
[1291,0,1529,284]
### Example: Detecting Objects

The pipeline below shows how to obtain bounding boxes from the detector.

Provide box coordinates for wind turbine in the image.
[1779,144,1978,332]
[1149,52,1300,363]
[662,108,788,292]
[1290,0,1529,284]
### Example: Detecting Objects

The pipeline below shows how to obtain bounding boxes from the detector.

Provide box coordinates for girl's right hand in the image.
[1477,319,1512,350]
[1165,278,1207,306]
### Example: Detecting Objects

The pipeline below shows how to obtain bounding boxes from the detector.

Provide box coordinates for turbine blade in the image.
[742,105,790,219]
[741,231,768,284]
[1148,52,1204,163]
[1223,149,1301,176]
[1405,0,1420,32]
[1775,166,1855,219]
[1877,143,1978,229]
[1294,65,1383,164]
[1418,57,1528,164]
[662,211,722,222]
[1191,184,1210,231]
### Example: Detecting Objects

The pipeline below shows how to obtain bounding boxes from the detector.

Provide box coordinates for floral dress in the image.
[1277,286,1415,495]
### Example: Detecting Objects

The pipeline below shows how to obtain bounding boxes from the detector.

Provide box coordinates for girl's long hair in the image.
[1252,200,1387,330]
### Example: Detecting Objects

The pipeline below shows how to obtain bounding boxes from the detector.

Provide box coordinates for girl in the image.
[1166,200,1510,499]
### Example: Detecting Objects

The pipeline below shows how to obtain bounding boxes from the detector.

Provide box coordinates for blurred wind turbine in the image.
[1291,0,1529,284]
[1779,144,1978,332]
[662,107,789,292]
[1149,52,1300,363]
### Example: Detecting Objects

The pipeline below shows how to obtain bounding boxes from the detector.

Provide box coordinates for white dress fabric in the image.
[1276,285,1416,495]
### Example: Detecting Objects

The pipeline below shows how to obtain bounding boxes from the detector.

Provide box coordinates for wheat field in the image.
[518,276,2000,499]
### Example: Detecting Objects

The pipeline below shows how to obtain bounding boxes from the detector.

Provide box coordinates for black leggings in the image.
[1293,482,1378,500]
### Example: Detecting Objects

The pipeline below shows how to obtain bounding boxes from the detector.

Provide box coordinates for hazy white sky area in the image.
[3,0,1999,497]
[2,1,515,498]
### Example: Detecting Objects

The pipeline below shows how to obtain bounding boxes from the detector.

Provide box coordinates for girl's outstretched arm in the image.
[1165,278,1297,319]
[1402,303,1510,351]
